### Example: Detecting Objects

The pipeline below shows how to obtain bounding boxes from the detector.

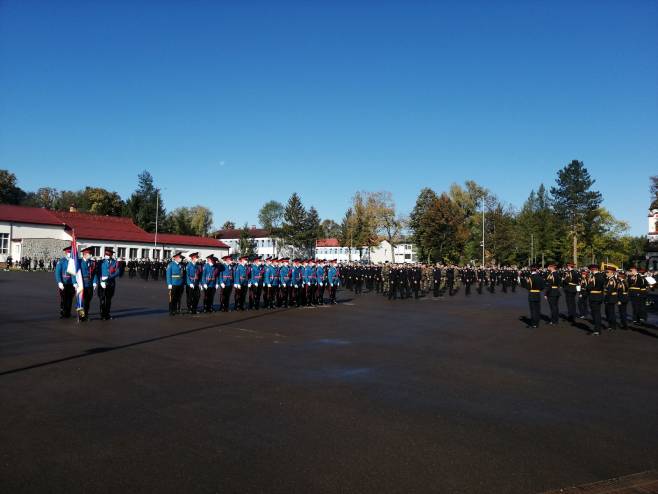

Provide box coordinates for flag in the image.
[67,230,84,312]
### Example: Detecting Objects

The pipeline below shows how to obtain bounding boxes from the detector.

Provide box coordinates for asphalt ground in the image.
[1,271,657,494]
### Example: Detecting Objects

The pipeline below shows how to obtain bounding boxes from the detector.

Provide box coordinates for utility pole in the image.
[530,233,534,266]
[154,188,159,250]
[481,200,485,267]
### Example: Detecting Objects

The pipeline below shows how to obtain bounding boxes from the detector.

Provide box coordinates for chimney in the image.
[69,205,77,213]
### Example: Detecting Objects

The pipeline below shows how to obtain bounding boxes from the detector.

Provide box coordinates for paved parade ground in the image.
[1,271,657,494]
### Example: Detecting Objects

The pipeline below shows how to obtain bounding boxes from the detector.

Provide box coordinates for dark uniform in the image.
[523,268,545,328]
[544,267,561,324]
[587,266,606,335]
[562,264,580,322]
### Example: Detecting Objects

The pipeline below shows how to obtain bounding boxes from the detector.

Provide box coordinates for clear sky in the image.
[1,1,656,235]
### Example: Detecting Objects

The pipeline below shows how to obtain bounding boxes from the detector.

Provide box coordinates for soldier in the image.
[577,268,589,319]
[317,259,327,304]
[327,259,340,304]
[219,256,234,312]
[587,264,606,335]
[522,265,545,328]
[603,264,618,330]
[79,246,97,322]
[616,270,629,329]
[97,247,119,320]
[544,263,561,325]
[562,262,580,322]
[278,258,291,308]
[292,259,304,307]
[184,252,202,314]
[201,254,219,313]
[166,252,185,315]
[263,258,275,309]
[306,259,317,305]
[445,266,455,296]
[432,264,442,297]
[55,246,75,319]
[271,258,281,307]
[233,256,249,310]
[248,257,264,310]
[627,266,648,324]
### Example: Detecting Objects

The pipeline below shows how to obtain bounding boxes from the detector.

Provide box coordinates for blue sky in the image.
[1,1,656,235]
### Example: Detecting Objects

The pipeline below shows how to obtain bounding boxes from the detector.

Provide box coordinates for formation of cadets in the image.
[166,252,342,316]
[520,262,653,335]
[126,259,167,281]
[54,245,120,322]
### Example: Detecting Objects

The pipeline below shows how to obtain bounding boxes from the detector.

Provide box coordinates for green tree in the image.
[0,169,26,204]
[168,207,194,235]
[82,187,125,216]
[238,223,257,256]
[189,206,213,236]
[304,206,322,250]
[320,219,341,238]
[124,171,166,233]
[221,220,236,230]
[281,193,308,251]
[550,160,602,266]
[409,188,439,261]
[23,187,60,209]
[258,200,284,230]
[650,175,658,210]
[418,193,469,263]
[516,184,562,265]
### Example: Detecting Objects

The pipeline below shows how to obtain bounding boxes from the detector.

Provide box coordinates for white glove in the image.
[215,284,219,289]
[58,282,64,290]
[248,282,252,287]
[168,284,173,289]
[93,283,97,290]
[203,284,208,289]
[73,283,78,290]
[267,284,272,288]
[189,283,194,288]
[100,281,106,289]
[220,283,225,289]
[294,284,298,288]
[235,285,241,289]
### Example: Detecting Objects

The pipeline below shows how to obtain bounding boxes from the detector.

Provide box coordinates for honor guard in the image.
[166,251,185,315]
[562,262,580,322]
[98,247,119,320]
[219,256,234,312]
[233,256,249,310]
[79,246,97,322]
[327,259,340,304]
[55,246,75,318]
[627,266,648,324]
[201,254,220,313]
[185,252,202,314]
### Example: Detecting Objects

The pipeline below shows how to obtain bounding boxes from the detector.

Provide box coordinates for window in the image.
[117,247,126,258]
[91,246,101,257]
[141,248,150,259]
[0,233,8,254]
[129,248,138,259]
[405,254,411,259]
[163,249,171,259]
[152,249,160,259]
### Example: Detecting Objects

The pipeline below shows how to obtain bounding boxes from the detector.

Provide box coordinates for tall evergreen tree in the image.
[0,169,26,204]
[409,188,439,261]
[124,171,166,233]
[281,193,308,251]
[550,160,602,266]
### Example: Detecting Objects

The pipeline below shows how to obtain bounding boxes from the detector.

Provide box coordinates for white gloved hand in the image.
[203,284,208,289]
[220,283,225,289]
[168,284,173,289]
[189,284,194,288]
[58,282,64,290]
[294,284,298,288]
[93,283,97,290]
[100,281,106,289]
[248,282,252,287]
[73,283,78,290]
[215,284,219,289]
[267,284,272,288]
[235,285,241,289]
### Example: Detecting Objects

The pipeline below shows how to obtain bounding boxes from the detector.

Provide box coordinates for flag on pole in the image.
[66,230,85,315]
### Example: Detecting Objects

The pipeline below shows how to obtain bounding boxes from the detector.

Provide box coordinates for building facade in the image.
[0,205,228,263]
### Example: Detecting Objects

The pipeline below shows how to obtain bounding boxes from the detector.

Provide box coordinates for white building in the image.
[213,227,280,257]
[314,238,418,264]
[315,238,363,262]
[647,209,658,270]
[0,204,229,264]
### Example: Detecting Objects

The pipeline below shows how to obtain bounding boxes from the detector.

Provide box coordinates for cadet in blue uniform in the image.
[292,259,304,307]
[186,252,202,314]
[249,257,264,310]
[316,260,327,305]
[278,258,291,307]
[270,259,281,308]
[219,256,234,312]
[79,246,97,321]
[263,258,274,309]
[306,260,317,306]
[55,245,75,318]
[166,251,185,315]
[327,259,340,304]
[233,256,248,310]
[97,247,119,320]
[201,254,219,313]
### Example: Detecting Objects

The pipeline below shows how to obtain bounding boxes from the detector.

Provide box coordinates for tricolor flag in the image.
[66,230,85,313]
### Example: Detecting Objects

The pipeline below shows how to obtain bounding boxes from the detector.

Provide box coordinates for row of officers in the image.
[522,262,652,334]
[166,252,342,315]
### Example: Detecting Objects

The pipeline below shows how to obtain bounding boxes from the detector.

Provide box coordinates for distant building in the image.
[0,204,229,263]
[314,238,417,263]
[647,209,658,270]
[315,238,362,262]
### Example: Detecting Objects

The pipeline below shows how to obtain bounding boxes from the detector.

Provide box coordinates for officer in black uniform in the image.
[544,263,561,325]
[587,264,606,335]
[522,265,545,328]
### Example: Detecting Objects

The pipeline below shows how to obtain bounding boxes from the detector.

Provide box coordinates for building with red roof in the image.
[0,204,228,263]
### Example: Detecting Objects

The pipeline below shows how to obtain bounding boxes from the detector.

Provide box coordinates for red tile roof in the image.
[52,210,153,243]
[317,238,340,247]
[0,204,63,226]
[155,233,228,249]
[214,228,271,239]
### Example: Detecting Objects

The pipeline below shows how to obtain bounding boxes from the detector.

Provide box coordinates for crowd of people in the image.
[45,244,657,330]
[4,256,58,271]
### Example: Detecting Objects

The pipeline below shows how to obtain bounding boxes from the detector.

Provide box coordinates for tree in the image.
[55,190,85,211]
[516,184,562,265]
[409,188,439,261]
[124,171,166,233]
[304,206,322,250]
[258,200,284,230]
[238,223,257,256]
[281,193,308,251]
[189,206,213,236]
[651,176,658,210]
[221,220,236,230]
[418,194,469,263]
[23,187,60,209]
[550,160,602,266]
[0,169,26,204]
[320,219,341,238]
[168,207,194,235]
[82,187,125,216]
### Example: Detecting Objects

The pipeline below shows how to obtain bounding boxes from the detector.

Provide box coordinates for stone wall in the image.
[21,238,69,260]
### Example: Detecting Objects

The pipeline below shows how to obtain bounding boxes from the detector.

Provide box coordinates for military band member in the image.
[219,256,234,312]
[97,247,119,320]
[55,246,75,319]
[577,268,589,319]
[201,254,219,313]
[166,252,185,315]
[627,266,648,324]
[544,263,561,325]
[603,264,618,330]
[587,264,606,335]
[562,262,580,322]
[523,265,545,328]
[616,270,629,329]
